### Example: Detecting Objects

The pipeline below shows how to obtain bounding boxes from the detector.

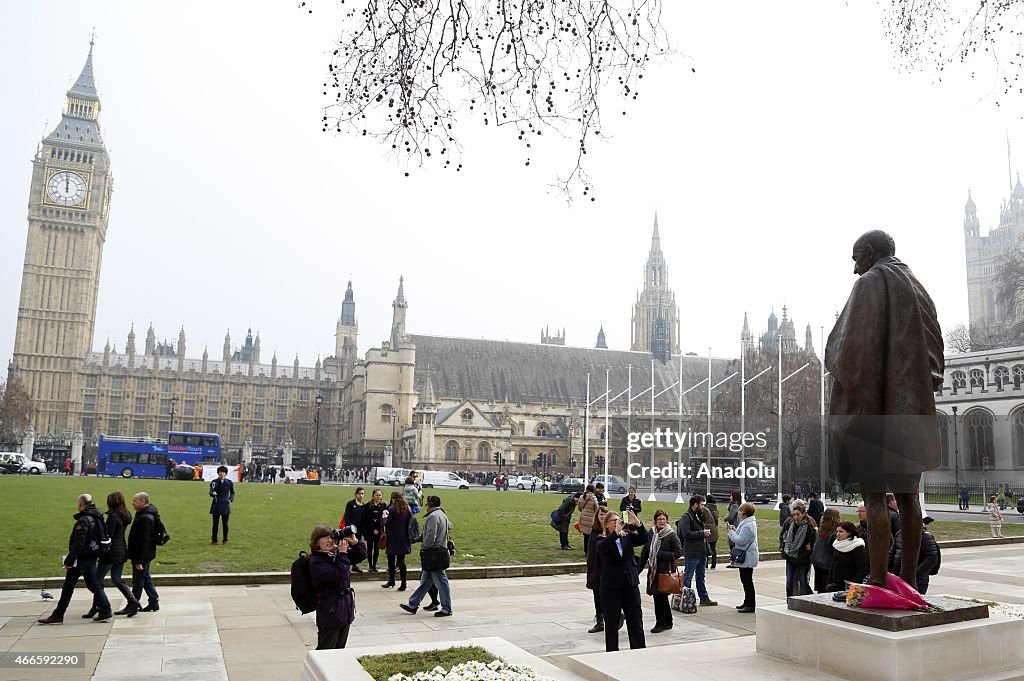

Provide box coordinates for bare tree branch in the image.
[304,0,671,200]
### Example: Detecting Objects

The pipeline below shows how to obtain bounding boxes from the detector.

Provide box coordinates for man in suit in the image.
[595,508,647,652]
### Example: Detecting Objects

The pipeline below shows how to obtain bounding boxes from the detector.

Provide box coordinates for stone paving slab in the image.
[0,543,1021,680]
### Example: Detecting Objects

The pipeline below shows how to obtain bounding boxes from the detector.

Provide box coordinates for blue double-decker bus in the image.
[98,431,222,478]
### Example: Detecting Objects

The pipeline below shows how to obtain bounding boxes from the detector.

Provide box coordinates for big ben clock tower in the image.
[11,40,113,435]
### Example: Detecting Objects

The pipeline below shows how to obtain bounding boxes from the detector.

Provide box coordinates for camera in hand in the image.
[332,525,358,542]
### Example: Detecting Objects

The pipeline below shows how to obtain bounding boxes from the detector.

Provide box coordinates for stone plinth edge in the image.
[302,636,589,681]
[756,603,1024,681]
[787,593,989,631]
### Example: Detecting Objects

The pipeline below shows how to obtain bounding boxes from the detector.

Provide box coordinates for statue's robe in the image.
[824,256,944,489]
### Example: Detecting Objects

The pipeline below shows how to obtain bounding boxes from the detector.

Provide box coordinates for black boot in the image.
[397,564,407,591]
[382,569,396,588]
[587,614,604,633]
[82,606,98,619]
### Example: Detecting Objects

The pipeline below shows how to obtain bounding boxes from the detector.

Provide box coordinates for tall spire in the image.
[391,276,408,346]
[341,280,356,325]
[650,212,661,254]
[69,38,98,101]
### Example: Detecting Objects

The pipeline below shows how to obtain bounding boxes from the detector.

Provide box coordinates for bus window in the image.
[112,451,139,464]
[168,434,185,446]
[144,453,167,465]
[200,436,219,447]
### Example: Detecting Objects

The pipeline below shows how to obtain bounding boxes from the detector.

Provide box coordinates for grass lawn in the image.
[358,645,497,681]
[0,476,1018,579]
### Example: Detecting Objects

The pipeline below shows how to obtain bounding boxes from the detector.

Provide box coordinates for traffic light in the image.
[494,452,501,466]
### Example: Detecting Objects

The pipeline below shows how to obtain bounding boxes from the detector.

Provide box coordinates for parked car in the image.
[508,475,549,491]
[1,453,32,474]
[421,470,471,489]
[554,477,585,494]
[19,459,47,475]
[591,474,629,494]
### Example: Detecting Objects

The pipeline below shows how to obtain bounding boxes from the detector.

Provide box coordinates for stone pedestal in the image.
[757,603,1024,681]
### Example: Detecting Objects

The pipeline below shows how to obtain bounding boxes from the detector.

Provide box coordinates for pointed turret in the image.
[202,346,209,373]
[177,326,186,357]
[45,40,104,148]
[271,352,278,379]
[391,276,408,347]
[145,323,156,355]
[805,324,814,353]
[741,312,753,353]
[126,324,136,368]
[596,325,607,349]
[223,330,232,366]
[293,354,300,379]
[650,211,661,252]
[103,338,111,366]
[341,280,356,326]
[253,331,261,364]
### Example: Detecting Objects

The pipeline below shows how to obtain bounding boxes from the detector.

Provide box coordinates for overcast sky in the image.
[2,1,1021,375]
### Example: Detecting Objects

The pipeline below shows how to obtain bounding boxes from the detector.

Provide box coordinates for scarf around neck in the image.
[784,519,809,557]
[832,536,865,553]
[647,525,674,570]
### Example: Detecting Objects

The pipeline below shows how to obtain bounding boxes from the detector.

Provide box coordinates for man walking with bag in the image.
[399,496,454,617]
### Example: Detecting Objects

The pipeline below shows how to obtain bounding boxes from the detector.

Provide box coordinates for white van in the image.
[420,470,470,489]
[369,467,410,486]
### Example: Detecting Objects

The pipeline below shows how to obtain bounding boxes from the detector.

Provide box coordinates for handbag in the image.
[420,546,450,572]
[446,539,456,556]
[729,546,747,564]
[656,561,683,594]
[377,533,387,551]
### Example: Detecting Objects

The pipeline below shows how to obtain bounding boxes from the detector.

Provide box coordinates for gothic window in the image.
[381,404,394,422]
[462,409,474,424]
[253,403,264,419]
[276,405,287,420]
[159,399,171,416]
[161,380,172,393]
[548,452,557,466]
[1014,365,1024,389]
[111,377,124,391]
[231,403,242,419]
[994,366,1010,389]
[477,442,490,463]
[445,441,459,462]
[936,412,949,468]
[208,404,219,419]
[277,387,289,399]
[599,427,607,442]
[108,419,119,435]
[255,386,265,398]
[951,371,967,392]
[135,378,148,391]
[253,426,263,445]
[1013,408,1024,468]
[109,397,121,413]
[964,409,994,469]
[969,369,985,389]
[300,390,310,401]
[209,384,220,397]
[230,425,241,442]
[232,385,243,397]
[86,375,98,389]
[135,397,146,413]
[518,448,529,465]
[536,422,549,437]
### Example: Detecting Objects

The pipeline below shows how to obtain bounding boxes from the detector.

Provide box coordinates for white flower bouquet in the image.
[387,658,555,681]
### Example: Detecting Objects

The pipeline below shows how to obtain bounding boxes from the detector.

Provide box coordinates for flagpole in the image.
[604,369,610,482]
[649,359,656,502]
[676,353,684,504]
[584,373,590,483]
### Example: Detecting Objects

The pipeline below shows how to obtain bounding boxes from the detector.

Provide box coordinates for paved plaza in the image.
[0,542,1021,681]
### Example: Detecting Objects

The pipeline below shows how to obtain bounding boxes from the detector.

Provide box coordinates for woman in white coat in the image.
[726,502,759,613]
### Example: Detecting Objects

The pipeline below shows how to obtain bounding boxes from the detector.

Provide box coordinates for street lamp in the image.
[390,407,398,467]
[169,396,179,435]
[314,393,323,468]
[952,405,960,488]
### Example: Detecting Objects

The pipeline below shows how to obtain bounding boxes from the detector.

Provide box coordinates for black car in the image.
[554,477,585,494]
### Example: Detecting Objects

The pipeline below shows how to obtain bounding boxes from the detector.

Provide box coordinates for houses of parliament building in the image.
[9,45,822,474]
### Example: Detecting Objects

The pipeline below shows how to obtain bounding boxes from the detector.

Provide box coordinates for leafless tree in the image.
[304,0,671,199]
[0,378,33,443]
[884,1,1024,102]
[945,322,973,352]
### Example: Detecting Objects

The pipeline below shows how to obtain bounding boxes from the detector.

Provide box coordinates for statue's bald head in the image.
[852,230,895,276]
[854,230,895,258]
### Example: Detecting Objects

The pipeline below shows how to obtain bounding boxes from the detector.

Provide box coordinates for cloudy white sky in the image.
[1,1,1021,371]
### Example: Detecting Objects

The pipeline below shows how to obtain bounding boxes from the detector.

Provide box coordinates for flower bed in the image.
[360,645,506,681]
[386,659,556,681]
[941,594,1024,620]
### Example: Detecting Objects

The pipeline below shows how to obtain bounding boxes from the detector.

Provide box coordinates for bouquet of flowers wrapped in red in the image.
[845,574,931,611]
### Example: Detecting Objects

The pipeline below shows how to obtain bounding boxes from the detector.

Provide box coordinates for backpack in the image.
[550,509,562,524]
[87,515,112,557]
[408,514,420,543]
[290,551,317,614]
[152,513,171,546]
[929,536,941,576]
[671,587,698,614]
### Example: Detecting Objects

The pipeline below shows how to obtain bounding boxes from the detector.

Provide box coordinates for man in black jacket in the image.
[676,496,717,607]
[342,487,367,572]
[778,494,792,527]
[807,493,825,525]
[38,494,112,624]
[127,492,161,612]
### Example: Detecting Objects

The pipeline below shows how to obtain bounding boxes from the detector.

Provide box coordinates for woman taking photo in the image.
[94,492,142,619]
[619,486,642,516]
[308,525,367,649]
[726,502,759,613]
[811,508,842,593]
[596,509,647,652]
[363,489,387,572]
[827,521,868,593]
[639,509,682,633]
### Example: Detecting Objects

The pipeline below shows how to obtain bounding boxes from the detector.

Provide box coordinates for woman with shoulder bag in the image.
[726,502,759,613]
[578,485,600,554]
[639,509,682,633]
[780,506,816,597]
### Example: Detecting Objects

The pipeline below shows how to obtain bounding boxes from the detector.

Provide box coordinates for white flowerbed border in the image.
[388,658,555,681]
[941,594,1024,620]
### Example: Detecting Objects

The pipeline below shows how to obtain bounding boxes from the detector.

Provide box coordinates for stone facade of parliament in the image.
[15,47,1023,484]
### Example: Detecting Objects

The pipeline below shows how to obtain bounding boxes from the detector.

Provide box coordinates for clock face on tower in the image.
[46,170,88,207]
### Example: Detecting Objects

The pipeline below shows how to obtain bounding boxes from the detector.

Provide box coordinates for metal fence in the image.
[924,482,1021,506]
